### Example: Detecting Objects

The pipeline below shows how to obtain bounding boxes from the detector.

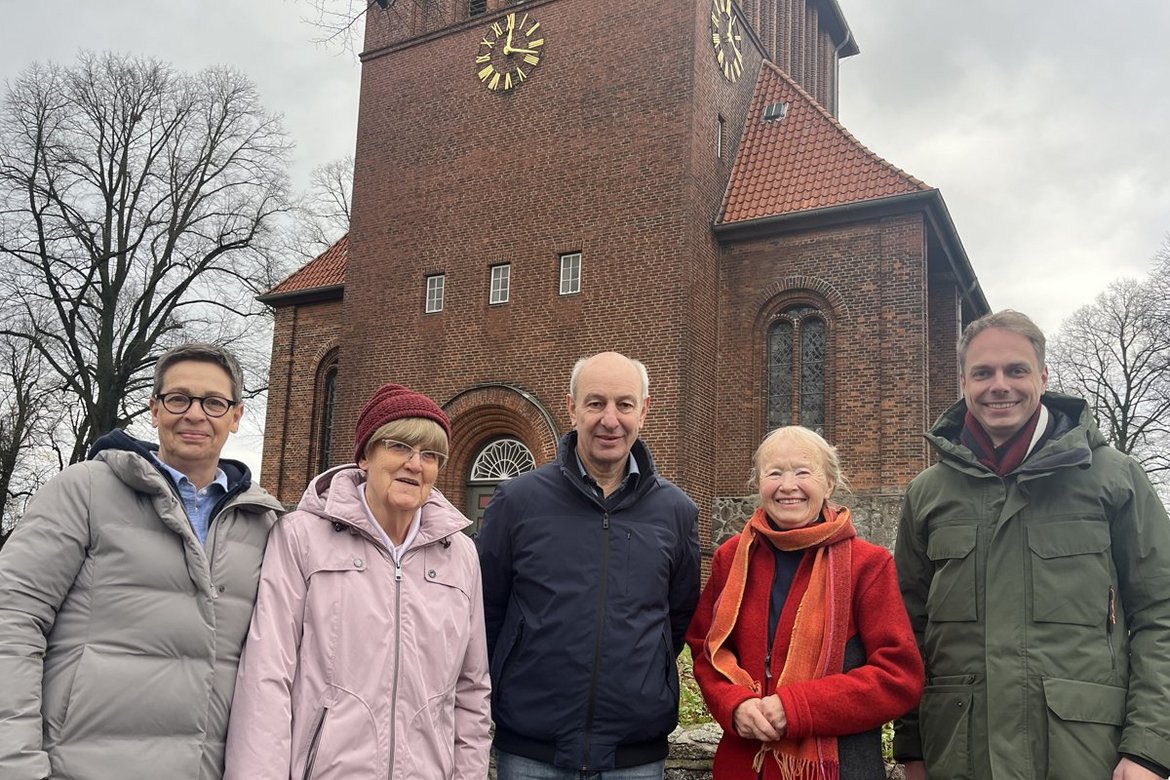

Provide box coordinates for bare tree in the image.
[0,333,63,551]
[0,52,293,465]
[285,154,352,261]
[1049,268,1170,484]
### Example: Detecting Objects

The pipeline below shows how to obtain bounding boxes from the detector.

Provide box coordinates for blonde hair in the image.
[363,417,449,460]
[748,426,849,496]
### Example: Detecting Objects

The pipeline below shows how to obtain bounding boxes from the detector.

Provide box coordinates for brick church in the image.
[259,0,989,551]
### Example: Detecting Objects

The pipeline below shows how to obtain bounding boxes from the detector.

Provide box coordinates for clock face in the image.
[475,11,545,92]
[710,0,743,82]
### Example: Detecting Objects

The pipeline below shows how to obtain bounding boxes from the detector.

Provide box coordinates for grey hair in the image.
[152,343,245,403]
[958,310,1046,371]
[748,425,850,497]
[569,353,649,400]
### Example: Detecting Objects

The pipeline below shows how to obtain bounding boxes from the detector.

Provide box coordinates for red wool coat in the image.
[685,532,923,779]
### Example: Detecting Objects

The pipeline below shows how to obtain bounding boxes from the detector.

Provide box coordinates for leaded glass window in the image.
[317,358,339,471]
[767,306,827,433]
[470,438,536,481]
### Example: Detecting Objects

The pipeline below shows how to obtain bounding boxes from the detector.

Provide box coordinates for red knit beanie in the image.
[352,383,451,462]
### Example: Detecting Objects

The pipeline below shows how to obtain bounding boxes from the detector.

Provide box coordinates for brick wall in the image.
[261,0,968,555]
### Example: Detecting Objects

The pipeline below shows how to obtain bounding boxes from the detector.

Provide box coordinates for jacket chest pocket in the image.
[1027,521,1111,626]
[926,525,978,622]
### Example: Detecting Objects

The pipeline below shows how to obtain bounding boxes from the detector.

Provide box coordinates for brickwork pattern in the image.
[261,0,981,558]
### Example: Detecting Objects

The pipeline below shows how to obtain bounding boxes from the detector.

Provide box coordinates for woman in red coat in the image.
[686,426,923,779]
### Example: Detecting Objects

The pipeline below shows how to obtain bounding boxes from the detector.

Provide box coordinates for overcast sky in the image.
[3,0,1167,470]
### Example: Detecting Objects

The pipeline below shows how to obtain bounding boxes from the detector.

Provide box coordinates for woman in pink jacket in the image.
[225,384,491,780]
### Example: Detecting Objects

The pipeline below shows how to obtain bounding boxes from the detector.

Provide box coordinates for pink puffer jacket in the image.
[224,466,491,780]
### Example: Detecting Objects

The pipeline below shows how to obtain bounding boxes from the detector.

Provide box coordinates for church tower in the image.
[261,0,987,549]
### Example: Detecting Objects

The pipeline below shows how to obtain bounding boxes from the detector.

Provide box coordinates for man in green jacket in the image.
[0,344,282,780]
[895,310,1170,780]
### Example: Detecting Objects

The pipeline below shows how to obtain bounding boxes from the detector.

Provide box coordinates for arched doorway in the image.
[465,437,536,535]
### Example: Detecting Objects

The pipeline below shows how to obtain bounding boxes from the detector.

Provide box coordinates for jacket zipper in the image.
[1107,585,1117,670]
[302,706,330,780]
[581,512,611,771]
[388,556,404,779]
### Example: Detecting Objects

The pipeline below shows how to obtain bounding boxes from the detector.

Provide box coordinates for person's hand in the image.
[759,694,787,737]
[1112,757,1164,780]
[902,760,926,780]
[732,698,783,742]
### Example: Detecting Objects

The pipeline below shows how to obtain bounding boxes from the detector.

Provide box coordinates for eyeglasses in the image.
[155,392,238,418]
[377,438,447,468]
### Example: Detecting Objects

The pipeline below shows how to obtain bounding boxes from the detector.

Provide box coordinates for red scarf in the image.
[704,504,856,779]
[960,404,1046,476]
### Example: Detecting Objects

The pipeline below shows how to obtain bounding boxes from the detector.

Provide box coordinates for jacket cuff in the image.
[1121,753,1170,778]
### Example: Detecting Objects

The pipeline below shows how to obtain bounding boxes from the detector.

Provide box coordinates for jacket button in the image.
[354,558,364,568]
[428,569,437,579]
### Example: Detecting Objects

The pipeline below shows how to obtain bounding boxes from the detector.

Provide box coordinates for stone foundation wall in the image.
[710,490,906,552]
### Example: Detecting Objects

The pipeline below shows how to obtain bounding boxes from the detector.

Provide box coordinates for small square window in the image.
[559,252,582,295]
[469,0,487,17]
[489,264,510,305]
[425,274,445,313]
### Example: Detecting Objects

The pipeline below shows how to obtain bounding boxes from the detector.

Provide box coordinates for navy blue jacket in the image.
[477,432,701,771]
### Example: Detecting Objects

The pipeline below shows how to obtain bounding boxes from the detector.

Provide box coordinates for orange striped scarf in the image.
[704,503,856,780]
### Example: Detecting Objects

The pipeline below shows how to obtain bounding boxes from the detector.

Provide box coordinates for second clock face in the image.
[710,0,743,82]
[476,11,545,92]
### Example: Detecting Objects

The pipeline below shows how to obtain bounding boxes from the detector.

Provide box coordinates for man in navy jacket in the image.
[477,351,701,778]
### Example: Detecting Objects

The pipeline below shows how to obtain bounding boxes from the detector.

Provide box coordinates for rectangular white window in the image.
[717,115,725,159]
[489,264,510,304]
[425,274,445,313]
[559,252,582,295]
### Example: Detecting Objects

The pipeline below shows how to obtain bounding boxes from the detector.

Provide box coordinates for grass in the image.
[676,645,713,726]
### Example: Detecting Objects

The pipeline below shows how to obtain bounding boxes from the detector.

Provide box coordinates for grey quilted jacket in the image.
[0,430,282,780]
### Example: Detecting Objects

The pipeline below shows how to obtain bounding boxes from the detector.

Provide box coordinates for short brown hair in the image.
[152,343,244,402]
[958,310,1046,372]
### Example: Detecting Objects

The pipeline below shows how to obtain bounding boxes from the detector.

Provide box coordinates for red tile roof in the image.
[265,233,348,297]
[719,62,930,225]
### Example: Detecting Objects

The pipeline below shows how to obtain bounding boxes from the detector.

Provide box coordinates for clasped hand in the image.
[732,694,787,742]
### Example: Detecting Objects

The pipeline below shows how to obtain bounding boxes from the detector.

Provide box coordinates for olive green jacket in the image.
[894,393,1170,779]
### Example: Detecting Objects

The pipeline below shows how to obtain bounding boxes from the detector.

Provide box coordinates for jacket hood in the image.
[298,464,471,546]
[87,428,255,491]
[927,391,1105,475]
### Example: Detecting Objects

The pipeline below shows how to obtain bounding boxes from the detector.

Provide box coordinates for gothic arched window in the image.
[315,352,339,472]
[767,306,827,434]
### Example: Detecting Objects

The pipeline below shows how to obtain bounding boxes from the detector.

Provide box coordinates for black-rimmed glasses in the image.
[155,392,238,418]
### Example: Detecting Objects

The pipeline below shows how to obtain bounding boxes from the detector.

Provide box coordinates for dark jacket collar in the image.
[87,428,252,492]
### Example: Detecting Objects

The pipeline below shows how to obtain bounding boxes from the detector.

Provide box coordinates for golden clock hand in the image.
[508,46,540,55]
[504,15,516,54]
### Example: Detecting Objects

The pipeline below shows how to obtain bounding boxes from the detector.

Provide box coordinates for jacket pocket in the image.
[918,675,975,780]
[490,602,525,708]
[402,688,457,778]
[926,526,978,622]
[302,706,329,780]
[1042,677,1124,779]
[1028,521,1111,625]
